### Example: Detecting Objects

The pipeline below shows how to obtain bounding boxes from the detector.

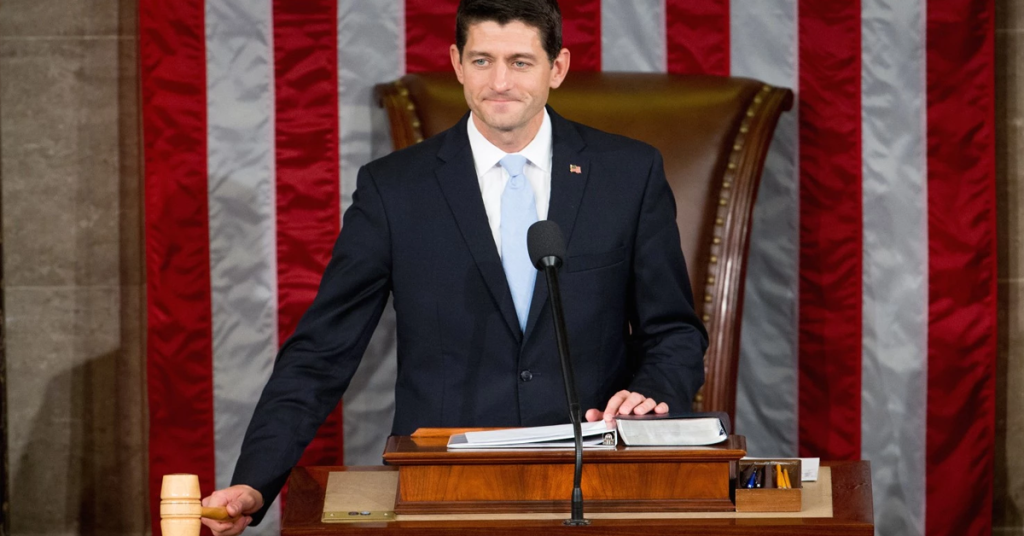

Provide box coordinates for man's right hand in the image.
[200,485,264,536]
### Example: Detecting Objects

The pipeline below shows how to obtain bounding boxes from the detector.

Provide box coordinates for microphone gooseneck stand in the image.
[528,220,589,526]
[538,256,589,526]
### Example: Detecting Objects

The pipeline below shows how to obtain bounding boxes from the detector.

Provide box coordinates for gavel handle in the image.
[201,506,239,521]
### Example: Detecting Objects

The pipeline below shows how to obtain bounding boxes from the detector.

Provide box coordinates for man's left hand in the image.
[585,390,669,423]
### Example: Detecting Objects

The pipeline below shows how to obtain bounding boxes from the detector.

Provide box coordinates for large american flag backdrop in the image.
[140,1,996,535]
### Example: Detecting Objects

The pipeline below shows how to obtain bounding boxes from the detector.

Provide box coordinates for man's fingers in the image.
[226,496,255,518]
[202,515,252,536]
[585,408,604,422]
[200,518,233,531]
[617,392,648,415]
[601,391,668,420]
[201,485,263,528]
[602,390,632,420]
[632,397,658,415]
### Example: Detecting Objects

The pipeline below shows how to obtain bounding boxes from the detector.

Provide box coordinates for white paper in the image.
[741,457,820,481]
[447,421,617,449]
[615,417,728,446]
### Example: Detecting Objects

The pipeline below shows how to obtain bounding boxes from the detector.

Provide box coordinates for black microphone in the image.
[527,221,589,526]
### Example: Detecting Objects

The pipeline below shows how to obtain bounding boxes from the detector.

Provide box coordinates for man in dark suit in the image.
[203,1,707,534]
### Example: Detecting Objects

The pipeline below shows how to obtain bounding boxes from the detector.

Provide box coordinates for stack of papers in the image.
[447,421,617,449]
[445,416,730,449]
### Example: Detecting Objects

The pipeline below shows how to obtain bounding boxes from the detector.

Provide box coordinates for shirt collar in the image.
[467,109,552,176]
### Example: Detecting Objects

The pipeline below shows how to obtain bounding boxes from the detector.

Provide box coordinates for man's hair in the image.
[455,0,563,63]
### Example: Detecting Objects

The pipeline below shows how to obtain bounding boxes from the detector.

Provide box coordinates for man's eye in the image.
[513,61,529,68]
[473,59,488,66]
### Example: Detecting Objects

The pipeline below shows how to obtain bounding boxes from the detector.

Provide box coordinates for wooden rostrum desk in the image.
[280,433,874,536]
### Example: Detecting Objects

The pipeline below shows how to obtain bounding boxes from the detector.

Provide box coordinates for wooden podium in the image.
[382,432,747,515]
[278,430,875,535]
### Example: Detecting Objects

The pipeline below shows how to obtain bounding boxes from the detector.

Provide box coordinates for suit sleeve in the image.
[230,165,392,525]
[624,148,709,412]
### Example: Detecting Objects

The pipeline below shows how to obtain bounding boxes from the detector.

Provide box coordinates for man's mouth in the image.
[484,96,519,104]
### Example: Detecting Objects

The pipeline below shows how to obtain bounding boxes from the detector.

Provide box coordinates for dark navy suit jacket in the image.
[232,108,707,522]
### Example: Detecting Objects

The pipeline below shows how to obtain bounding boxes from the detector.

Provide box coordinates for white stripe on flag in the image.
[730,0,800,457]
[600,0,665,72]
[205,0,282,532]
[861,1,927,534]
[338,0,404,466]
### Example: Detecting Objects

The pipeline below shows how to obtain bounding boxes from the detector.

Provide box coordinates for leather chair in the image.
[375,72,793,424]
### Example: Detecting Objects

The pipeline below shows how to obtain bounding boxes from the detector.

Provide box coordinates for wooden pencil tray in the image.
[734,459,802,513]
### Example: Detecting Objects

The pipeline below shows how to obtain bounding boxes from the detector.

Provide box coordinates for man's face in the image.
[451,20,569,145]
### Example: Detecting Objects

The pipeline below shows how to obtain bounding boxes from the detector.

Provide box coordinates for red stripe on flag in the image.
[405,1,598,73]
[559,0,601,72]
[797,0,863,460]
[925,1,997,534]
[140,0,214,534]
[665,0,730,76]
[272,0,345,472]
[405,0,458,73]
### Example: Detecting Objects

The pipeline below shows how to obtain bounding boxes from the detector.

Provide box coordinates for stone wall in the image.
[0,0,147,534]
[995,0,1024,533]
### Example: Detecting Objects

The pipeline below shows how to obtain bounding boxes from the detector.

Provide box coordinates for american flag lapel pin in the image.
[569,164,582,174]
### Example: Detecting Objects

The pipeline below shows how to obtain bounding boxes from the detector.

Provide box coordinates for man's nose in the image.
[490,64,511,91]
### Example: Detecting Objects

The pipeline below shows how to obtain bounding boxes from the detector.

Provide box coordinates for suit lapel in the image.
[435,114,523,341]
[523,109,589,341]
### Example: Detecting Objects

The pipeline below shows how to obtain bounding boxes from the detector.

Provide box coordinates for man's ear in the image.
[549,48,571,89]
[450,44,465,84]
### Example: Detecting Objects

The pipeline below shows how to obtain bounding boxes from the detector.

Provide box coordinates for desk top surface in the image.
[281,461,873,536]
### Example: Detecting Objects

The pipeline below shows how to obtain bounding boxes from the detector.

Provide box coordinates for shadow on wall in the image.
[13,349,148,535]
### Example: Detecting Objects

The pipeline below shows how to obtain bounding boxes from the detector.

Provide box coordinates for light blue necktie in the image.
[499,154,537,332]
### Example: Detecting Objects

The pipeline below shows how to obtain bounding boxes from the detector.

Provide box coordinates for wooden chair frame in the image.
[376,73,793,423]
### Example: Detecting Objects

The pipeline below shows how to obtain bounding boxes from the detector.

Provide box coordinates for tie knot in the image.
[499,154,528,177]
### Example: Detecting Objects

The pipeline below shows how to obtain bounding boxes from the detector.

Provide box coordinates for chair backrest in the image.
[375,72,793,423]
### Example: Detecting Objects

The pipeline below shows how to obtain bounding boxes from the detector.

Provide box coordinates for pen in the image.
[783,467,793,489]
[746,467,758,489]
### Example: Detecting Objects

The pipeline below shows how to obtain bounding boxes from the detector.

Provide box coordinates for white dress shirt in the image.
[467,110,553,255]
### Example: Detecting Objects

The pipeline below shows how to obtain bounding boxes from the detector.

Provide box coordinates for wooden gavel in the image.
[160,474,239,536]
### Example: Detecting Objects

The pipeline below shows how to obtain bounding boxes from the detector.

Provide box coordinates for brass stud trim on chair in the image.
[702,85,771,329]
[392,81,426,145]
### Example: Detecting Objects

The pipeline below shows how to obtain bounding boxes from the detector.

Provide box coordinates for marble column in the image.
[0,0,147,534]
[995,0,1024,534]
